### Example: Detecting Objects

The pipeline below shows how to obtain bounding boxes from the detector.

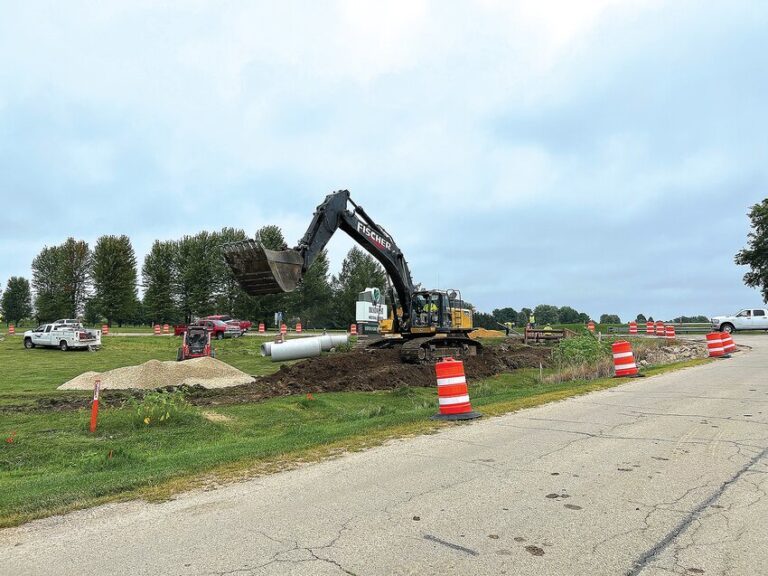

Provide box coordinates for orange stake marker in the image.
[90,379,101,433]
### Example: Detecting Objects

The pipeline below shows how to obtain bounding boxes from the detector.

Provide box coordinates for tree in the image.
[142,240,179,324]
[58,238,91,317]
[599,314,621,324]
[212,227,249,316]
[1,277,32,324]
[636,313,647,323]
[473,311,497,329]
[32,245,68,321]
[492,307,518,325]
[517,308,532,327]
[175,232,223,321]
[92,235,138,327]
[331,247,387,326]
[534,304,560,325]
[286,249,333,328]
[558,306,582,324]
[735,199,768,302]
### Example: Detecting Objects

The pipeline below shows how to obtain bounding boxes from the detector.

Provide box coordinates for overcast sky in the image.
[1,0,766,321]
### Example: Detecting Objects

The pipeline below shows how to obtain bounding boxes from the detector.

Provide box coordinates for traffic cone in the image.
[432,358,481,420]
[612,341,639,377]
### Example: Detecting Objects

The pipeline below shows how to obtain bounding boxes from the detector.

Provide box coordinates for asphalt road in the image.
[2,337,767,576]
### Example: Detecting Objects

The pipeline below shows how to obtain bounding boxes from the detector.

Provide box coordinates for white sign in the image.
[356,302,388,323]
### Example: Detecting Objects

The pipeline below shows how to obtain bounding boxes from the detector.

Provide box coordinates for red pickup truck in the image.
[204,315,253,332]
[174,319,242,339]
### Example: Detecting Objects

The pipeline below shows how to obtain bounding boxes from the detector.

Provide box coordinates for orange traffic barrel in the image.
[629,321,638,335]
[102,324,109,336]
[163,324,169,334]
[646,321,654,335]
[8,324,15,335]
[655,321,664,336]
[296,323,302,334]
[280,323,287,334]
[432,358,481,420]
[587,321,595,332]
[612,341,639,377]
[721,332,736,355]
[706,332,725,357]
[154,324,161,335]
[258,323,265,333]
[350,324,358,335]
[665,325,676,339]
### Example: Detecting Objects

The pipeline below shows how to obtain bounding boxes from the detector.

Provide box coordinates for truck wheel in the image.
[721,323,734,334]
[216,332,224,340]
[24,338,35,349]
[59,340,69,351]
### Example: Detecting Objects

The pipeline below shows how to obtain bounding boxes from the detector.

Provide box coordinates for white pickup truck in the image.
[711,308,768,333]
[23,322,102,351]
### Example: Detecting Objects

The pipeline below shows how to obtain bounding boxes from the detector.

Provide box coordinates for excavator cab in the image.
[411,291,451,331]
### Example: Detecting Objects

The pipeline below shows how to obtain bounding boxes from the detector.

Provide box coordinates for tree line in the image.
[0,225,386,329]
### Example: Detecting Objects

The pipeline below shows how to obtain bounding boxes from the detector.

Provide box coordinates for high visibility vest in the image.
[529,315,535,323]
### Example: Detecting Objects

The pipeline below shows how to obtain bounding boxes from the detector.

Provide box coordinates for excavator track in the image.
[398,336,482,364]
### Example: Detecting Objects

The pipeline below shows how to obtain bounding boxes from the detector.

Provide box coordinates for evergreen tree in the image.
[32,245,68,321]
[142,240,179,323]
[286,249,333,328]
[58,238,91,317]
[92,235,138,327]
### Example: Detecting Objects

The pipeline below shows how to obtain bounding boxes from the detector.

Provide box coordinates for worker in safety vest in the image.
[528,312,535,329]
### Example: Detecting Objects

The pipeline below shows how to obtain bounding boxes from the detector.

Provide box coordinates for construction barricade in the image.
[612,341,639,377]
[706,333,725,358]
[432,358,481,420]
[721,332,736,355]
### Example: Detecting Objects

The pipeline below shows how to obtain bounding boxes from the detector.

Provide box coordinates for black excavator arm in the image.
[222,190,415,331]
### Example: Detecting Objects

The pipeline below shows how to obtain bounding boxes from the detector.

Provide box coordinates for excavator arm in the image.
[222,190,415,329]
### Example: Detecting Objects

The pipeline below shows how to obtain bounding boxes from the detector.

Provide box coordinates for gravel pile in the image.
[57,357,254,390]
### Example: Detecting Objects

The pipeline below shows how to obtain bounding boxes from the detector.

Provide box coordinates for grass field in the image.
[0,332,710,527]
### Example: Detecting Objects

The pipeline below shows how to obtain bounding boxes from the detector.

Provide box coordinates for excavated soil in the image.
[5,344,552,413]
[186,344,552,407]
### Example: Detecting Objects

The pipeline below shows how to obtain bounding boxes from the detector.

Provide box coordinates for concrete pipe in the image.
[260,341,273,357]
[319,333,349,351]
[270,337,322,362]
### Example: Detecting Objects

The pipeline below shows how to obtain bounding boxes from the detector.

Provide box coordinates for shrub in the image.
[128,390,197,427]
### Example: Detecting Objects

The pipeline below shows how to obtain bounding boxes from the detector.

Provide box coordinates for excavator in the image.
[222,189,481,363]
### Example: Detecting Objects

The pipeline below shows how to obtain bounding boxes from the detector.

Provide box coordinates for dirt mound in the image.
[188,344,552,406]
[469,328,506,338]
[58,357,254,390]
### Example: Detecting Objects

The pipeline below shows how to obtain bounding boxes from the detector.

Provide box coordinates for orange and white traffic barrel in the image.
[706,332,725,358]
[432,358,481,420]
[721,332,736,355]
[280,323,287,335]
[655,321,665,336]
[102,324,109,336]
[350,324,358,335]
[154,324,161,335]
[258,323,265,333]
[646,321,654,335]
[665,325,676,339]
[163,324,169,334]
[612,341,639,377]
[8,324,14,335]
[587,321,595,333]
[629,321,638,335]
[296,322,302,334]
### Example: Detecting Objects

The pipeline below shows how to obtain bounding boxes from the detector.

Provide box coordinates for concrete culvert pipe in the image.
[260,341,273,357]
[319,334,348,351]
[270,337,322,362]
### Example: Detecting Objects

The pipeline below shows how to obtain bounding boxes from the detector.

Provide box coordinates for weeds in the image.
[128,390,198,427]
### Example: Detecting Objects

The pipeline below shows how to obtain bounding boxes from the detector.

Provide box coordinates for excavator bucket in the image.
[221,240,304,295]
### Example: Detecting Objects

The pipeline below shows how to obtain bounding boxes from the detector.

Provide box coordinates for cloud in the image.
[1,0,766,321]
